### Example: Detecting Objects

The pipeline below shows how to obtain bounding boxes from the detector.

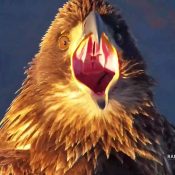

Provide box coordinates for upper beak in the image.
[83,11,107,44]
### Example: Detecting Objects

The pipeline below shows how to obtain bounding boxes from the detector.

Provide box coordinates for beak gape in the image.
[72,11,120,109]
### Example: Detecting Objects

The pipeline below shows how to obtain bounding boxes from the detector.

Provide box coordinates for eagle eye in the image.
[115,33,124,46]
[58,35,70,51]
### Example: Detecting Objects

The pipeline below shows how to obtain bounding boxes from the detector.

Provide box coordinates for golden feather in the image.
[0,0,173,175]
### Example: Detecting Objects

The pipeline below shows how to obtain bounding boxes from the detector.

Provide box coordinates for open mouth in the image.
[72,33,119,96]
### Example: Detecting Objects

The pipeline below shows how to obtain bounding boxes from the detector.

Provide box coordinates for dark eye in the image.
[58,35,70,50]
[115,33,124,46]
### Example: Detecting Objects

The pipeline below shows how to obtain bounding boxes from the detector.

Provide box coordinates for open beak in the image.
[71,11,120,109]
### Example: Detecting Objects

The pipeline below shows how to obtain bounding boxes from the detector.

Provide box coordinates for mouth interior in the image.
[74,68,115,95]
[72,34,119,95]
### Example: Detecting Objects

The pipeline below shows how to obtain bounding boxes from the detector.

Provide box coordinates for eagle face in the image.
[37,0,153,114]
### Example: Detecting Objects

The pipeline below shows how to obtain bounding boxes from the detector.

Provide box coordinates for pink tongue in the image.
[72,35,116,95]
[75,71,115,94]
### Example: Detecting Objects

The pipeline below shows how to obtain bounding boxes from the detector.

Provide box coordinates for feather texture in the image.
[0,0,174,174]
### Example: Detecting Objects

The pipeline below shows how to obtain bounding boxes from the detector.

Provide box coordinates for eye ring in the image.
[58,35,70,51]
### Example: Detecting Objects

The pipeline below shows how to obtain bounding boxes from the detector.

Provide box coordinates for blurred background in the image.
[0,0,175,123]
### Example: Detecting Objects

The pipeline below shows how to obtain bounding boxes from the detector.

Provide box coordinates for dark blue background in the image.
[0,0,175,123]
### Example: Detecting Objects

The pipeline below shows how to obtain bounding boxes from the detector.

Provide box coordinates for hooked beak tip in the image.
[93,93,107,110]
[97,99,106,109]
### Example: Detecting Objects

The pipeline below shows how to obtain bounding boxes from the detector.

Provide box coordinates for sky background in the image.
[0,0,175,123]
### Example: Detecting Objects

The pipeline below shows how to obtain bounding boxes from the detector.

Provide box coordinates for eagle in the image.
[0,0,174,174]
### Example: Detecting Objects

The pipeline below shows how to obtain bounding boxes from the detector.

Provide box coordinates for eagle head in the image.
[35,0,153,112]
